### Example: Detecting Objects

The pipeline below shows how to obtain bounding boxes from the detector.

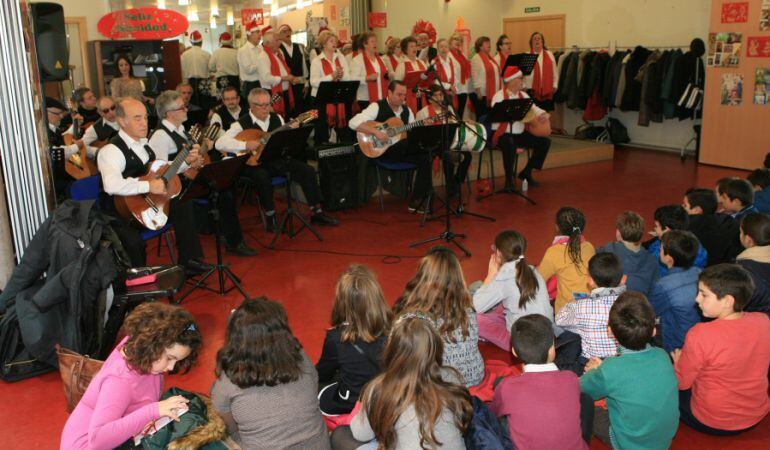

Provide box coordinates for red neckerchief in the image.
[479,52,501,105]
[492,89,524,147]
[404,58,427,113]
[320,55,346,128]
[434,56,458,110]
[531,50,555,101]
[263,46,295,117]
[387,54,399,71]
[450,49,471,84]
[362,53,388,101]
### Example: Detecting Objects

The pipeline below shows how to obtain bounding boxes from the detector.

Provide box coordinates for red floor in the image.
[2,148,769,449]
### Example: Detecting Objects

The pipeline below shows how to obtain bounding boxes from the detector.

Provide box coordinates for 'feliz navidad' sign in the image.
[98,7,188,40]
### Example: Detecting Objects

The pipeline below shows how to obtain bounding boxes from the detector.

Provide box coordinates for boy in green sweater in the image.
[580,291,680,449]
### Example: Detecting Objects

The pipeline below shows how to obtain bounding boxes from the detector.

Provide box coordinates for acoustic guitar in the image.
[113,143,191,231]
[184,122,221,179]
[234,110,319,166]
[356,113,445,158]
[62,116,98,180]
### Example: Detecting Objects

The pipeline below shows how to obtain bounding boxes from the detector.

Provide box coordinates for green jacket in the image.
[580,346,679,450]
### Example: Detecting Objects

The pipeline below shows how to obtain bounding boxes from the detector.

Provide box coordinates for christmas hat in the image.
[190,30,202,44]
[245,22,260,35]
[503,66,522,82]
[219,32,233,45]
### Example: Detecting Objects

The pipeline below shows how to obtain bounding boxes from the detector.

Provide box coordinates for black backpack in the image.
[605,118,630,144]
[0,298,55,382]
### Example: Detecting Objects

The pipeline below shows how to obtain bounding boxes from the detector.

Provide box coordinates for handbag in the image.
[55,344,104,412]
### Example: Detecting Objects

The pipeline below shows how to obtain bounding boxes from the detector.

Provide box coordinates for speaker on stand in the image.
[30,2,69,82]
[317,144,359,212]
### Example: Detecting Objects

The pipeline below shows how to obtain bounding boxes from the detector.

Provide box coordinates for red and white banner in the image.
[241,8,265,28]
[98,7,187,40]
[368,12,387,28]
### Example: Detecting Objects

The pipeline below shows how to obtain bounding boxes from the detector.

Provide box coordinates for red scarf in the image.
[479,52,501,105]
[263,46,295,117]
[387,54,399,71]
[450,49,471,84]
[495,52,508,69]
[491,89,524,147]
[434,56,458,110]
[362,53,388,101]
[532,50,555,101]
[321,56,346,128]
[404,58,427,113]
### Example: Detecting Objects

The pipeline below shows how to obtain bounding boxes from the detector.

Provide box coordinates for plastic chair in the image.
[374,160,416,212]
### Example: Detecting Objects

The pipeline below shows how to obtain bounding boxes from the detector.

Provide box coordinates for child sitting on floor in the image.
[473,230,553,351]
[747,168,770,213]
[316,265,391,416]
[683,187,742,265]
[736,213,770,316]
[648,230,703,352]
[672,264,770,435]
[491,314,590,449]
[580,292,680,450]
[556,253,627,364]
[719,178,760,220]
[538,206,596,313]
[646,204,708,276]
[597,211,659,296]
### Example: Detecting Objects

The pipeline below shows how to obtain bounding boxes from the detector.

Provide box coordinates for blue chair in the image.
[69,176,176,264]
[374,160,417,211]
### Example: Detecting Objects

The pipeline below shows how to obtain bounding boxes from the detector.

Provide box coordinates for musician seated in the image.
[348,80,433,213]
[177,82,206,130]
[149,90,257,257]
[60,87,100,135]
[215,88,338,231]
[491,66,551,189]
[81,96,119,160]
[210,86,247,138]
[45,96,83,200]
[97,97,213,274]
[416,85,471,199]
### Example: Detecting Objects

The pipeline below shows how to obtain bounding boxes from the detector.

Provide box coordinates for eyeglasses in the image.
[47,109,63,116]
[250,102,270,107]
[168,105,188,112]
[101,105,116,113]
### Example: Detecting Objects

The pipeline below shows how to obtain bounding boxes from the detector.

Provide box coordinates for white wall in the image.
[49,0,111,41]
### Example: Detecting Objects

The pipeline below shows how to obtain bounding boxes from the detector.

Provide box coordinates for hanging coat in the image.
[671,51,705,120]
[661,49,683,119]
[620,46,652,111]
[637,51,662,126]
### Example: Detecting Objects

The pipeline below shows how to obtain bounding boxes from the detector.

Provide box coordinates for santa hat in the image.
[261,25,273,35]
[190,30,202,44]
[245,22,260,35]
[219,32,233,45]
[278,24,292,34]
[503,66,522,82]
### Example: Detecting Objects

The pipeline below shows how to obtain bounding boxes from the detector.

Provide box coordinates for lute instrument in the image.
[234,110,319,166]
[356,113,446,158]
[184,122,221,179]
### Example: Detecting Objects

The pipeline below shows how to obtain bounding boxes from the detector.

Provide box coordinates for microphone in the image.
[420,63,436,80]
[412,86,431,94]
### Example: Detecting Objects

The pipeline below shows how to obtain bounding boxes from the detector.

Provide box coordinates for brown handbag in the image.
[55,344,104,412]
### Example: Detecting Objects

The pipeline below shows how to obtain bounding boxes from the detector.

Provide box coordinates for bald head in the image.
[115,97,148,141]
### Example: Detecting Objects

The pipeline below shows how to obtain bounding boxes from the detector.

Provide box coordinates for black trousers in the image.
[455,93,468,120]
[312,97,355,145]
[443,150,472,197]
[290,83,307,115]
[679,389,758,436]
[469,93,489,119]
[379,140,432,200]
[216,75,240,94]
[241,80,261,99]
[217,188,245,247]
[189,77,215,110]
[240,158,321,212]
[109,197,203,267]
[498,132,551,181]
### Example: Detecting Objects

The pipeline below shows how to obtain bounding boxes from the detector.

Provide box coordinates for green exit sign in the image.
[525,6,541,13]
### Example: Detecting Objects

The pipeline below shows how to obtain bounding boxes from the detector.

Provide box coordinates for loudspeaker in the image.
[30,3,68,82]
[318,144,359,211]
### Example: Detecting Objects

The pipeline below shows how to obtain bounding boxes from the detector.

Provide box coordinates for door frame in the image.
[502,14,566,48]
[64,16,91,89]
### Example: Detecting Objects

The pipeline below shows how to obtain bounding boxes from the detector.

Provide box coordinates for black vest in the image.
[280,43,306,77]
[108,134,156,178]
[237,113,283,133]
[47,125,64,147]
[78,105,101,124]
[374,99,410,124]
[214,105,245,131]
[151,123,190,156]
[93,119,119,142]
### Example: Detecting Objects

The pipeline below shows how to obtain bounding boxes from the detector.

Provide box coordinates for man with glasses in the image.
[210,86,247,137]
[81,96,119,160]
[216,88,338,231]
[176,82,205,130]
[45,96,84,199]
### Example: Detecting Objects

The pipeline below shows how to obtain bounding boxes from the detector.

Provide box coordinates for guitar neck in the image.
[389,117,435,135]
[162,144,190,183]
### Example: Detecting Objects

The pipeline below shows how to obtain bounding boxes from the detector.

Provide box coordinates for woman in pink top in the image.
[61,303,202,450]
[672,264,770,435]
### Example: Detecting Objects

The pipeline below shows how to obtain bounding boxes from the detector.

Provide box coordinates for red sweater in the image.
[491,368,587,450]
[675,312,770,430]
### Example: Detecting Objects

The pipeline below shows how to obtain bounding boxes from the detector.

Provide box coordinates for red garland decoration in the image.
[412,19,437,45]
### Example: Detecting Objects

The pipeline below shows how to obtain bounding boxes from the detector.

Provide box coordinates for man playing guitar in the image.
[348,80,433,213]
[45,96,83,200]
[216,88,337,231]
[149,90,257,257]
[81,96,119,159]
[97,97,212,274]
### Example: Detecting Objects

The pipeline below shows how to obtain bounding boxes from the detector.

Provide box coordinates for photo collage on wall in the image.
[762,0,770,31]
[721,73,744,106]
[708,32,743,67]
[755,68,770,105]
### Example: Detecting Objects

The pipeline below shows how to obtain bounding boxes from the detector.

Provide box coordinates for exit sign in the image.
[525,6,541,13]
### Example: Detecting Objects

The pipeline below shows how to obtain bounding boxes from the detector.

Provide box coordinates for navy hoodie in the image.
[597,241,660,296]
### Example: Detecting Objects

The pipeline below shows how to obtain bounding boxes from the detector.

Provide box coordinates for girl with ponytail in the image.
[473,230,554,351]
[538,207,596,313]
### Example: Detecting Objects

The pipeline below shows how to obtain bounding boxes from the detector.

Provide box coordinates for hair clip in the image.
[572,226,582,233]
[393,312,437,331]
[516,255,525,261]
[185,323,197,332]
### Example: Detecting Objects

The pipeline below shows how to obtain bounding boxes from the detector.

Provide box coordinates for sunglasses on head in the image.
[101,105,116,113]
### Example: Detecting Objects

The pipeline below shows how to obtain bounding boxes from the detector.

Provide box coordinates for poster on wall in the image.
[747,36,770,57]
[721,2,749,23]
[761,1,770,30]
[755,68,770,105]
[721,73,744,106]
[241,8,264,28]
[708,32,742,67]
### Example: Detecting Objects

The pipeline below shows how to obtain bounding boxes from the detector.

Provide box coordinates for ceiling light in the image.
[187,6,199,22]
[210,17,217,29]
[226,8,234,25]
[158,0,166,9]
[263,0,273,5]
[211,6,219,17]
[178,0,189,6]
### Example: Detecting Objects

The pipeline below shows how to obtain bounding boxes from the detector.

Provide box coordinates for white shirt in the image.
[215,111,285,153]
[280,41,309,81]
[384,54,403,80]
[257,48,290,91]
[348,101,415,131]
[415,104,455,122]
[237,40,262,82]
[209,46,239,77]
[49,123,79,158]
[435,55,455,91]
[523,50,559,90]
[82,119,119,158]
[490,89,544,134]
[349,53,386,102]
[147,119,191,172]
[448,52,470,94]
[394,57,426,82]
[181,45,211,79]
[522,363,559,373]
[97,130,152,196]
[471,53,501,98]
[210,106,242,138]
[309,52,350,97]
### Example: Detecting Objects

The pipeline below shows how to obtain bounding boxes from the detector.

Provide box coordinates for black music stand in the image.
[316,80,359,143]
[502,53,539,76]
[256,125,321,248]
[481,98,537,205]
[175,155,250,303]
[407,123,458,225]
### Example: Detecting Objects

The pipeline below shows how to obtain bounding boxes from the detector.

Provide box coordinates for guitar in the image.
[234,110,319,166]
[113,143,191,231]
[184,122,221,179]
[356,113,446,158]
[62,103,99,179]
